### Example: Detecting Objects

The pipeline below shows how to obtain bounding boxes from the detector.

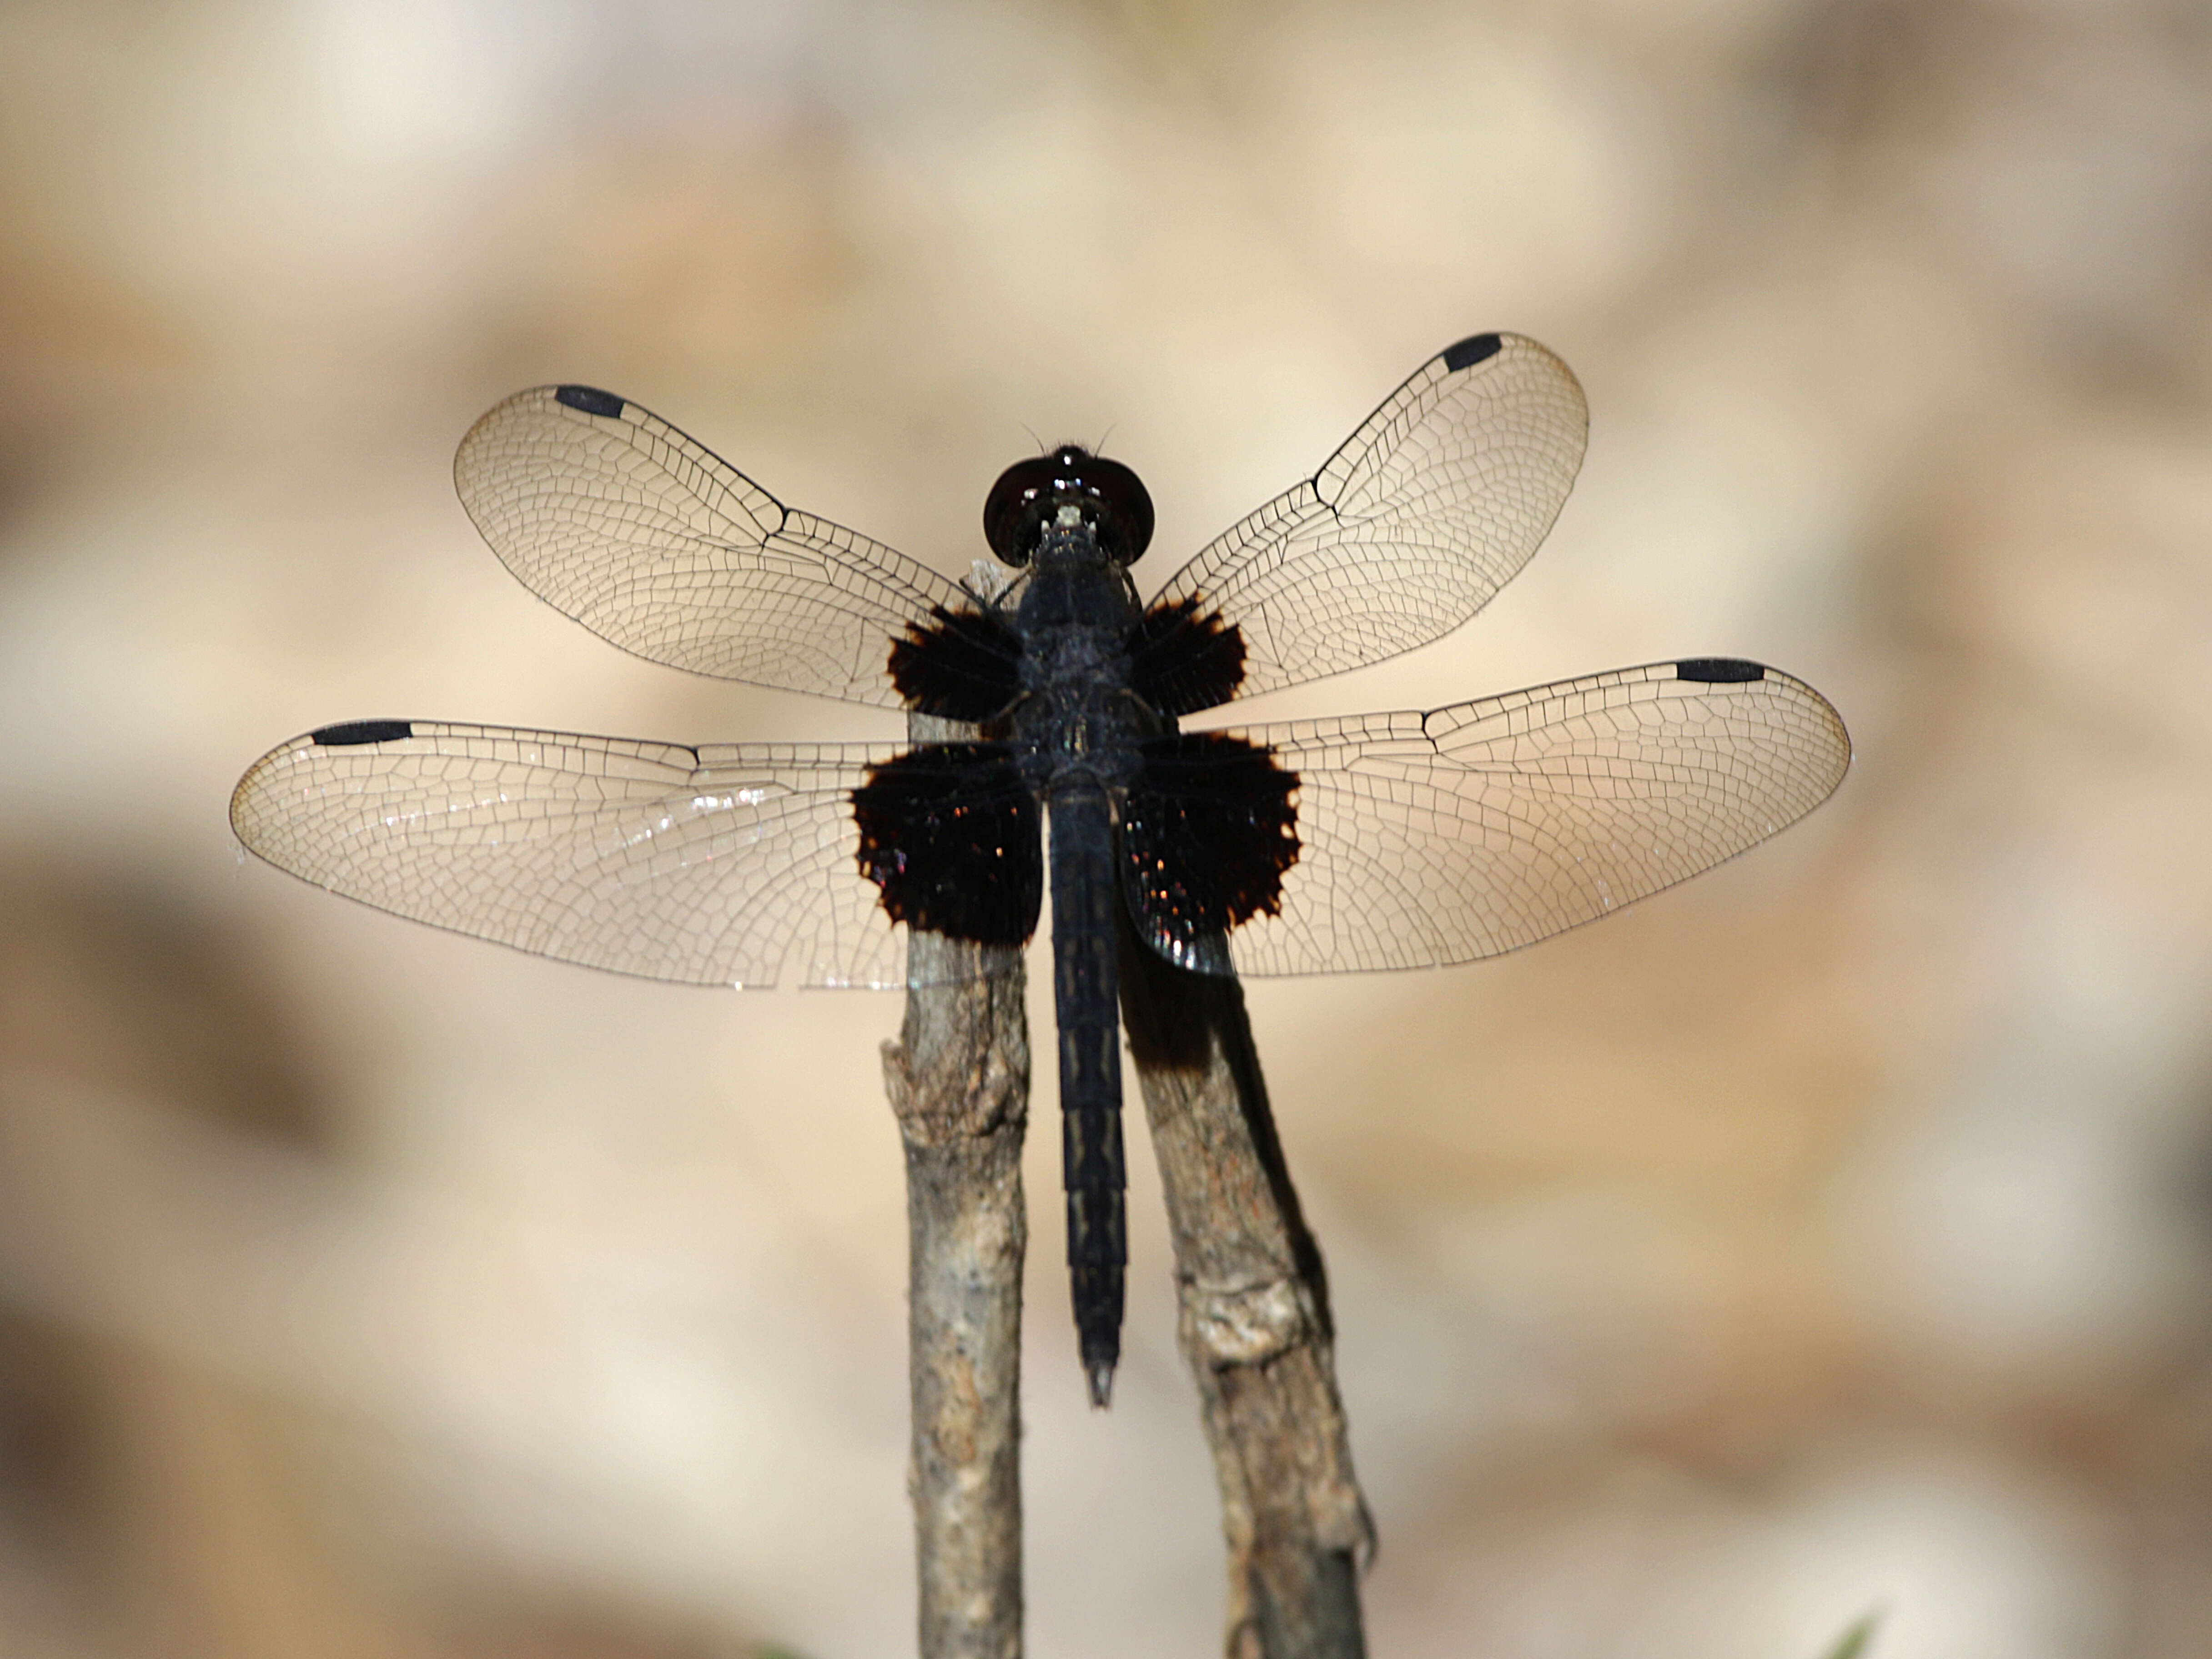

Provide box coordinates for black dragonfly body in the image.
[231,334,1851,1406]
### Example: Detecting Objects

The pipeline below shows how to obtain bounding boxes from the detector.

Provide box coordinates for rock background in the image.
[0,3,2207,1655]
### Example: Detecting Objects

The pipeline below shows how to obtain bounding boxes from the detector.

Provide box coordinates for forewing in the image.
[1148,333,1588,708]
[1141,660,1849,976]
[454,386,974,707]
[230,720,1023,988]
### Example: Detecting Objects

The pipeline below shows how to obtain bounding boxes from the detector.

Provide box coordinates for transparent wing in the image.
[1149,333,1588,707]
[455,386,975,707]
[230,720,1021,988]
[1148,660,1849,976]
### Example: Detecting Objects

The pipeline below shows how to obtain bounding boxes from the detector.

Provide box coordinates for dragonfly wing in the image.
[454,386,975,707]
[1128,659,1849,976]
[230,720,1029,988]
[1144,333,1588,711]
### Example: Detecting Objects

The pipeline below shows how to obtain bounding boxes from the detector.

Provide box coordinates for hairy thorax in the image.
[1009,533,1156,799]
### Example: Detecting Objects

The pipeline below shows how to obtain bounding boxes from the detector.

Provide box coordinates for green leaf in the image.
[1818,1609,1883,1659]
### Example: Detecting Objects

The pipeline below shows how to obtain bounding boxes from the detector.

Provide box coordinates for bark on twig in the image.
[882,717,1032,1659]
[1118,923,1373,1659]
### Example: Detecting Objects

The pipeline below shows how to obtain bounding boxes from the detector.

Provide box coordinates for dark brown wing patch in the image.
[1127,596,1247,719]
[852,742,1042,945]
[887,604,1024,723]
[1121,733,1299,948]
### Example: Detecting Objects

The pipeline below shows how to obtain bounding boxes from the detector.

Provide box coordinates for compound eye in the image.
[1077,454,1154,566]
[981,446,1156,567]
[982,453,1063,567]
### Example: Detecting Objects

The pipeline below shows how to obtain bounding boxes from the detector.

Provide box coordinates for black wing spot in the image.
[852,743,1042,946]
[1123,733,1299,945]
[554,385,626,418]
[887,604,1023,723]
[1675,658,1766,684]
[1128,596,1247,719]
[1442,333,1503,372]
[311,719,413,746]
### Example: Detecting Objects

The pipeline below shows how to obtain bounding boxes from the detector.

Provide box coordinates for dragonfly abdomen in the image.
[1047,779,1127,1408]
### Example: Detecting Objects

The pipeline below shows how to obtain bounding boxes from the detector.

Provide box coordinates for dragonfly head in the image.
[983,445,1154,570]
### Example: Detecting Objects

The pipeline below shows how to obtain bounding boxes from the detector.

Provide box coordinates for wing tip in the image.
[553,385,627,418]
[1442,332,1504,372]
[310,719,415,746]
[1674,657,1766,684]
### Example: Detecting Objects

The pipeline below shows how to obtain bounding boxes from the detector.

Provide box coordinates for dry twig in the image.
[882,714,1032,1659]
[1120,927,1373,1659]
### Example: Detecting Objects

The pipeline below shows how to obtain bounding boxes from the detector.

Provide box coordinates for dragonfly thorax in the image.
[1010,533,1153,795]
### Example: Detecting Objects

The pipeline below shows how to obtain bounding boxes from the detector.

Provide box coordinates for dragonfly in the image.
[231,333,1850,1406]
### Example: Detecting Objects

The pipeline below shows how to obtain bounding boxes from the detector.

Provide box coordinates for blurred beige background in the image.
[2,2,2209,1655]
